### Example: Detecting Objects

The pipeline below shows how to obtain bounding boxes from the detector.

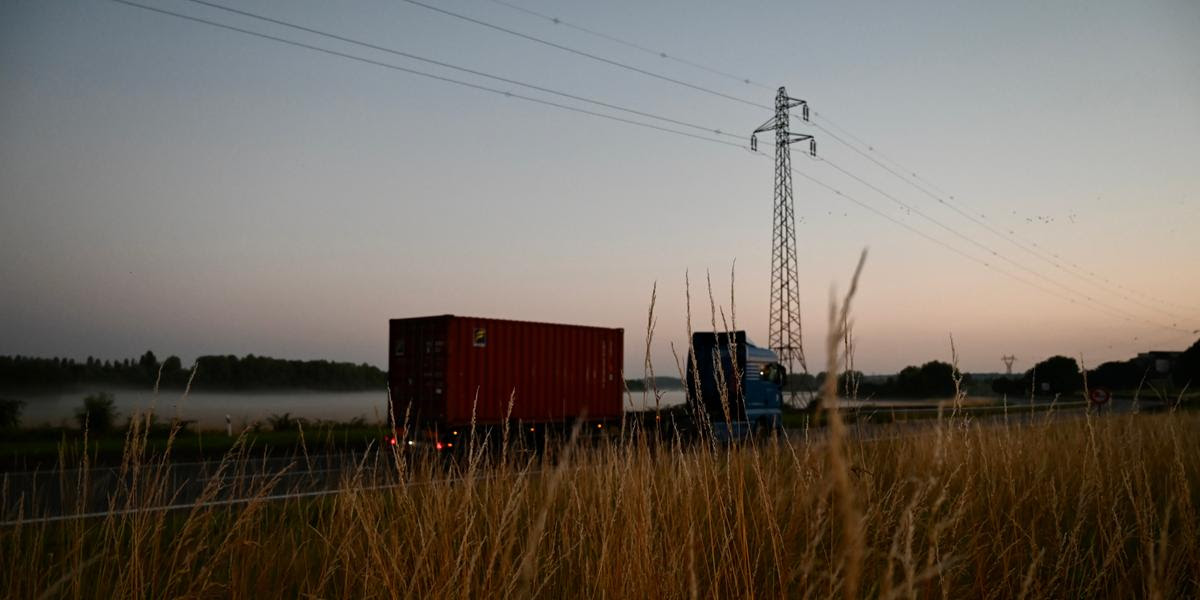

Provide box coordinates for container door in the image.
[390,319,448,426]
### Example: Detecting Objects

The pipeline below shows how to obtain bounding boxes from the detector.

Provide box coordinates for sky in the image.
[1,0,1198,376]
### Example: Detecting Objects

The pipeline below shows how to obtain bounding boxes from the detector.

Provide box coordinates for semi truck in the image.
[386,315,785,449]
[685,331,786,440]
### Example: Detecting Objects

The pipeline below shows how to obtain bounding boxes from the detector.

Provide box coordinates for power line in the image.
[786,155,1195,357]
[810,115,1199,322]
[482,0,1198,322]
[397,0,771,111]
[809,111,954,197]
[813,154,1189,333]
[810,104,1199,315]
[182,0,745,142]
[109,0,744,151]
[109,0,1191,346]
[483,0,775,91]
[785,161,1158,330]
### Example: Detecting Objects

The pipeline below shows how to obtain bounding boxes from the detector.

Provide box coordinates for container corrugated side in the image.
[389,315,622,426]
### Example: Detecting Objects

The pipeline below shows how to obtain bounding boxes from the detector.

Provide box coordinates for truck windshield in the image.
[760,363,786,386]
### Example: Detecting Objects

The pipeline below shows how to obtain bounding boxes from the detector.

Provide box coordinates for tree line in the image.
[991,338,1200,396]
[807,361,969,398]
[5,337,1196,396]
[624,376,684,391]
[0,352,386,391]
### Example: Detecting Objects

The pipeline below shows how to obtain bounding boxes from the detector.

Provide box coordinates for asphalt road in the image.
[0,399,1164,526]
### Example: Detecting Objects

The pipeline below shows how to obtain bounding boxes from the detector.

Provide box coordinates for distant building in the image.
[1134,351,1182,375]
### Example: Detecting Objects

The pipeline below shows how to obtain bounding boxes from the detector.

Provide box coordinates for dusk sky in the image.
[2,0,1198,376]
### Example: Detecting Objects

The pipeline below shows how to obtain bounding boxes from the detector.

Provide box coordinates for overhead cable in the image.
[110,0,745,150]
[397,0,771,111]
[484,0,775,91]
[183,0,745,141]
[109,0,1195,341]
[485,0,1198,320]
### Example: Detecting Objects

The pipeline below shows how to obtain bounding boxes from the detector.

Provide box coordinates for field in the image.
[2,409,1197,599]
[4,260,1198,599]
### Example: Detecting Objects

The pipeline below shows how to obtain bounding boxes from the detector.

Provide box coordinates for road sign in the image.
[1089,387,1111,406]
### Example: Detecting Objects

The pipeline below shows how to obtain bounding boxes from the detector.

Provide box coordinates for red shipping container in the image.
[388,315,624,427]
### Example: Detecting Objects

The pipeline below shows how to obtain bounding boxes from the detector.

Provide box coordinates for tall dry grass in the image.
[3,259,1197,599]
[2,411,1198,598]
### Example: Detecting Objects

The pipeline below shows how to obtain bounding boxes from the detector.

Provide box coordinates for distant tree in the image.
[76,392,118,433]
[267,412,304,432]
[890,361,958,397]
[158,355,184,386]
[1027,356,1082,395]
[991,376,1025,396]
[893,366,922,396]
[919,361,957,397]
[0,398,24,430]
[1172,338,1200,387]
[789,372,817,391]
[838,370,865,396]
[1088,360,1146,391]
[138,350,159,378]
[0,352,385,390]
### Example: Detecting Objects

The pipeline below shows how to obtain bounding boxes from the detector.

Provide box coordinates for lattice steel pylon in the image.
[1002,355,1017,376]
[752,87,816,407]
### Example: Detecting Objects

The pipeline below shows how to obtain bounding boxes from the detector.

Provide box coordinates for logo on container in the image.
[473,327,487,348]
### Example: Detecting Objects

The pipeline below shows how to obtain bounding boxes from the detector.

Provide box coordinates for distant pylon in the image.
[1002,355,1017,376]
[751,87,816,407]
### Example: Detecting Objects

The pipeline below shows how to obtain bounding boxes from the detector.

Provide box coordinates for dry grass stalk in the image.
[3,262,1199,598]
[821,249,869,599]
[3,409,1199,598]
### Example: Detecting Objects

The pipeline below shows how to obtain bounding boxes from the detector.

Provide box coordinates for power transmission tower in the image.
[1002,355,1017,376]
[751,87,816,407]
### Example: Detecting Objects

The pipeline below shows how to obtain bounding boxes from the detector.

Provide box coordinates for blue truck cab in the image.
[685,331,786,440]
